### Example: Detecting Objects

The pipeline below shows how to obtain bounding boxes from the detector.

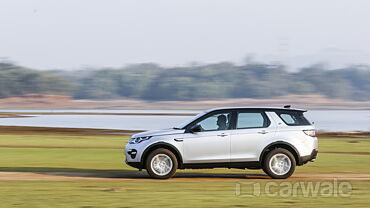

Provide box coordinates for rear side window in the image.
[236,112,270,129]
[277,111,311,126]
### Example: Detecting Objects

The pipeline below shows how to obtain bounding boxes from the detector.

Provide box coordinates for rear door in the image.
[230,110,276,162]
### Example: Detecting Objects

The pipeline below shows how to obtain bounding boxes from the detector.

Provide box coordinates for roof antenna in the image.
[284,105,291,109]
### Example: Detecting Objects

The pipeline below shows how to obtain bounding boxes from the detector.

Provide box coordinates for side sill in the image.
[181,161,261,169]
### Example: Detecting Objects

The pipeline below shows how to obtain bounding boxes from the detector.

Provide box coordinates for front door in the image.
[182,111,232,164]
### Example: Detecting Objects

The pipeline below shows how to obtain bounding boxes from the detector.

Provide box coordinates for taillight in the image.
[303,129,316,137]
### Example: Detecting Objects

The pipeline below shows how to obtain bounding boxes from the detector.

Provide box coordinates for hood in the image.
[132,128,184,138]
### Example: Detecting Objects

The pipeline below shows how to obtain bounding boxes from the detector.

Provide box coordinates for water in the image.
[0,114,190,131]
[0,110,369,132]
[304,110,370,131]
[0,109,199,114]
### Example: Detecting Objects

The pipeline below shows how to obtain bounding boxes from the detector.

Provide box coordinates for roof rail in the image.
[283,105,291,109]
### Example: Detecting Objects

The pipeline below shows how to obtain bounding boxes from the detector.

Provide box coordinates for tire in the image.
[145,148,178,179]
[263,148,296,179]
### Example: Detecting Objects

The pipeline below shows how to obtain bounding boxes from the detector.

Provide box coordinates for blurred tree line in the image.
[0,62,75,98]
[1,61,370,101]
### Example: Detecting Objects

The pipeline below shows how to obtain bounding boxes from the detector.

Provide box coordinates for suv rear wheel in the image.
[145,148,178,179]
[263,148,296,179]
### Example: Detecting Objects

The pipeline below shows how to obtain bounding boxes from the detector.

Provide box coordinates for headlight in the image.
[129,136,152,144]
[303,129,316,137]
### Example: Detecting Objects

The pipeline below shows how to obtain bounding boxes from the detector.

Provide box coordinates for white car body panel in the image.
[230,112,278,162]
[124,107,318,169]
[181,130,230,163]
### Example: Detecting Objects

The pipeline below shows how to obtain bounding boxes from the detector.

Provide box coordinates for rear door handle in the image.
[258,130,268,134]
[174,138,183,142]
[217,133,228,137]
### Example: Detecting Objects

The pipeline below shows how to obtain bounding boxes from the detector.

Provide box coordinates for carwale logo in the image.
[235,179,352,198]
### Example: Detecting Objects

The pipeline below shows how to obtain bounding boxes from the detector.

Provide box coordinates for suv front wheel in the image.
[145,148,178,179]
[263,148,296,179]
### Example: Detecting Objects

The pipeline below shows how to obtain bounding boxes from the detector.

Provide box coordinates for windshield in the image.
[174,110,208,129]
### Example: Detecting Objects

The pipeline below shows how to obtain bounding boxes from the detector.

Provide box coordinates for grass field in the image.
[0,129,369,207]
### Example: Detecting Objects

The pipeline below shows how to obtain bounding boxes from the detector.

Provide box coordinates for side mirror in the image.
[189,124,202,133]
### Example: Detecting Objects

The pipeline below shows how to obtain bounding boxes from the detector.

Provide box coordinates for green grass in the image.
[0,132,369,207]
[0,180,369,208]
[318,136,370,152]
[0,134,124,148]
[0,134,369,174]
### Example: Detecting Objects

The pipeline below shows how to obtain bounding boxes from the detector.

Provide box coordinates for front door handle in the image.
[217,133,228,137]
[258,130,268,134]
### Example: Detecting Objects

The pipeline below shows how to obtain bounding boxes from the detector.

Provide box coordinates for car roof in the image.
[206,106,307,113]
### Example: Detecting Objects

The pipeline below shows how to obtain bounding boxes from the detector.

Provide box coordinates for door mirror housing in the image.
[189,124,202,133]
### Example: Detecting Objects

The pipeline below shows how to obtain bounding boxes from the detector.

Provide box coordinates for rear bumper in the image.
[299,149,318,165]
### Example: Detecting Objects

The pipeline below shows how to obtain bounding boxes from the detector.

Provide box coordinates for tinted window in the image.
[277,111,311,126]
[237,112,269,129]
[196,112,232,131]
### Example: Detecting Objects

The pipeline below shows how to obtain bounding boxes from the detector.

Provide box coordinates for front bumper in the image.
[125,148,144,169]
[124,141,150,170]
[124,142,147,162]
[299,149,318,165]
[124,148,144,170]
[125,161,143,169]
[127,149,138,159]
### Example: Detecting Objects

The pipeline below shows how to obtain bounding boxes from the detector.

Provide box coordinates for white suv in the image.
[125,107,318,179]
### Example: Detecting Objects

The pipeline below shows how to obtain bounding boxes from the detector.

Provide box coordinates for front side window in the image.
[236,112,269,129]
[196,112,232,131]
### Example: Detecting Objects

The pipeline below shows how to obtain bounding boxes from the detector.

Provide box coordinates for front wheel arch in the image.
[145,148,178,179]
[141,142,183,169]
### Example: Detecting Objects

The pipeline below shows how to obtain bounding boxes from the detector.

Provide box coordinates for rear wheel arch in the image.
[262,148,296,179]
[141,142,183,169]
[259,141,301,165]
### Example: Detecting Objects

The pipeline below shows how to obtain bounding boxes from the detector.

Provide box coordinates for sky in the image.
[1,0,370,70]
